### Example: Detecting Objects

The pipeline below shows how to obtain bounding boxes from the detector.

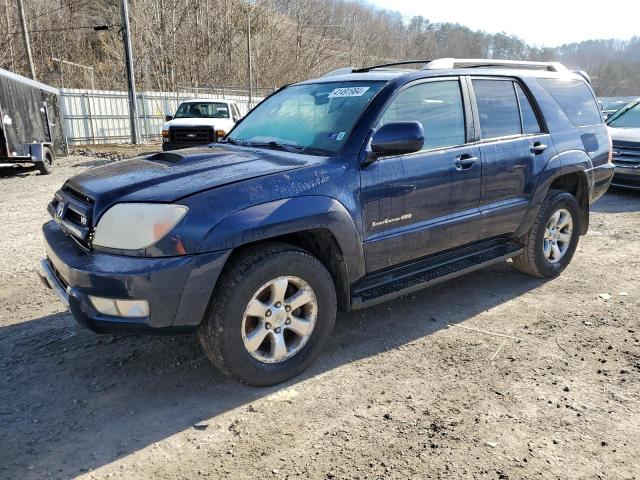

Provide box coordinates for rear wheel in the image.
[513,190,581,278]
[37,146,54,175]
[198,243,337,386]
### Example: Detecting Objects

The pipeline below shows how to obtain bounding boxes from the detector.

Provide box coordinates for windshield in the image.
[226,81,385,155]
[174,102,230,119]
[608,102,640,128]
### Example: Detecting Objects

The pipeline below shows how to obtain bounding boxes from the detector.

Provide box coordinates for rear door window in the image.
[538,78,602,126]
[472,79,521,139]
[379,80,466,150]
[515,83,542,134]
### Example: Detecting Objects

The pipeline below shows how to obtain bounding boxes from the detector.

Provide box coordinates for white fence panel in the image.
[61,88,268,145]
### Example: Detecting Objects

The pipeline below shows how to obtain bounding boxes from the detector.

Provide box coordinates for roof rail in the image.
[322,67,355,78]
[422,58,569,73]
[322,60,433,77]
[352,60,433,73]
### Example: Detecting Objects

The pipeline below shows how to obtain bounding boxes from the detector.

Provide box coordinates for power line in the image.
[28,0,87,23]
[6,24,115,36]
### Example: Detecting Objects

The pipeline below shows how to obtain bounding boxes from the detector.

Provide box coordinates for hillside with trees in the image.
[2,0,639,95]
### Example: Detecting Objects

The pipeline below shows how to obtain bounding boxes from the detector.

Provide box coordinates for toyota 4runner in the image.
[38,58,614,386]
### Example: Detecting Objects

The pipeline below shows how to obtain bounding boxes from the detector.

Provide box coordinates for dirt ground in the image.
[0,154,639,480]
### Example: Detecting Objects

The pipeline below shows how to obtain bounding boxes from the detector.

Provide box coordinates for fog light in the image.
[89,296,149,318]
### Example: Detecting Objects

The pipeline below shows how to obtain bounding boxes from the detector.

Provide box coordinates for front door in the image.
[360,78,483,273]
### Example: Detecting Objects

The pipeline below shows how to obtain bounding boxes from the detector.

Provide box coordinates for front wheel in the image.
[513,190,581,278]
[198,243,337,386]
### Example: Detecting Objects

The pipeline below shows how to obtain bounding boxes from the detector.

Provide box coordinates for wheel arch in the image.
[517,151,592,237]
[199,196,365,311]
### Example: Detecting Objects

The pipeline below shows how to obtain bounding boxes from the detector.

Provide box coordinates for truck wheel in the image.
[198,242,337,386]
[38,147,54,175]
[513,190,581,278]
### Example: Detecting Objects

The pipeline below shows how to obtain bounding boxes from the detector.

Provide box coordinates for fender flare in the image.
[515,150,592,237]
[199,195,366,283]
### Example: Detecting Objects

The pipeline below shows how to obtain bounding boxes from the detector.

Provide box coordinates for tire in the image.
[513,190,581,278]
[198,242,337,386]
[37,147,54,175]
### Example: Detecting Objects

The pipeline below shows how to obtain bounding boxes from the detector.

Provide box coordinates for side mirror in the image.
[368,121,424,161]
[165,115,173,122]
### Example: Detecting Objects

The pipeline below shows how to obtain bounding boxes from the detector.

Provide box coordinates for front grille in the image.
[49,186,95,248]
[170,126,215,144]
[612,141,640,166]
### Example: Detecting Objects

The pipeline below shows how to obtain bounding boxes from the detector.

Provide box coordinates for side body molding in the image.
[515,149,593,237]
[199,196,366,283]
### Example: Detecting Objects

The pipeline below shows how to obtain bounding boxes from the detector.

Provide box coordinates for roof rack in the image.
[322,60,433,77]
[422,58,569,73]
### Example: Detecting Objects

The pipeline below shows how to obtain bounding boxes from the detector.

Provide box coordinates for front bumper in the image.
[611,163,640,190]
[38,220,231,334]
[162,141,214,151]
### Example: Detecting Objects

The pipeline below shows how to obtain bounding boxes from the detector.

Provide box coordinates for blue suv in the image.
[38,58,614,385]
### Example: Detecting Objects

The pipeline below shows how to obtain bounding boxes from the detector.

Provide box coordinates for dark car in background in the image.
[607,98,640,190]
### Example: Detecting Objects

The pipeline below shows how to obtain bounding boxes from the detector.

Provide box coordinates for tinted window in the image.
[379,80,465,149]
[515,83,541,134]
[538,78,602,126]
[472,79,521,139]
[608,102,640,128]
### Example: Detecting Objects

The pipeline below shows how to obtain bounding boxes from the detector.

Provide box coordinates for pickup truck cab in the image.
[161,98,242,151]
[39,58,614,386]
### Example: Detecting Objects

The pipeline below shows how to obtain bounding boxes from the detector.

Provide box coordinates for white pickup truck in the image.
[162,98,242,151]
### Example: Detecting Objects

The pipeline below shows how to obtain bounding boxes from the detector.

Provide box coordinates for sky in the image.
[369,0,638,47]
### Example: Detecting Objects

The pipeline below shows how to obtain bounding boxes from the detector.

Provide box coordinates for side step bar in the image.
[351,241,522,309]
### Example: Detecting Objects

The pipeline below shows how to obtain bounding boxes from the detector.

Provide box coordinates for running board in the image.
[351,241,522,309]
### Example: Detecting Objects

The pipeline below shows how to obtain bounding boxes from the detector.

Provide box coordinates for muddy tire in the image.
[198,242,337,386]
[37,147,54,175]
[513,190,581,278]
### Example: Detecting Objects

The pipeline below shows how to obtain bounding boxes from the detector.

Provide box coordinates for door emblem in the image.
[371,213,412,228]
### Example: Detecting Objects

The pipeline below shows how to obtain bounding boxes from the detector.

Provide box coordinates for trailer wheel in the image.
[38,147,54,175]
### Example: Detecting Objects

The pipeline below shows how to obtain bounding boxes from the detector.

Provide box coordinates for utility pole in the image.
[16,0,36,79]
[120,0,139,144]
[3,0,16,71]
[246,4,253,108]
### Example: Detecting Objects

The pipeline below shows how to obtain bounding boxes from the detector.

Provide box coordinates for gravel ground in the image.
[0,154,639,480]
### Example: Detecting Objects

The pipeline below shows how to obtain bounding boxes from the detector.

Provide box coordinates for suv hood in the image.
[608,126,640,143]
[65,145,312,220]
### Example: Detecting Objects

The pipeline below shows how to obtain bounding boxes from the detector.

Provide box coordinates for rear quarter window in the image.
[538,78,602,127]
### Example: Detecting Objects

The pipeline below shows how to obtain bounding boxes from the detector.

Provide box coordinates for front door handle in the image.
[454,154,479,170]
[530,142,548,155]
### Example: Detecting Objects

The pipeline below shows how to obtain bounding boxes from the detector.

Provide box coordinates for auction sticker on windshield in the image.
[328,87,370,98]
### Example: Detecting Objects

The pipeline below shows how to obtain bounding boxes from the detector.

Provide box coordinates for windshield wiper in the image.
[220,137,245,145]
[245,140,305,153]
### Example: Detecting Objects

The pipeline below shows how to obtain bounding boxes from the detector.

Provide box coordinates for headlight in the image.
[93,203,188,250]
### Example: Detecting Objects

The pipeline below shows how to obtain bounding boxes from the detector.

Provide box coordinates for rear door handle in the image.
[454,154,479,170]
[530,142,548,155]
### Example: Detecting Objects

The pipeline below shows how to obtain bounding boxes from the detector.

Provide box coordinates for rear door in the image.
[360,77,483,272]
[470,77,555,239]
